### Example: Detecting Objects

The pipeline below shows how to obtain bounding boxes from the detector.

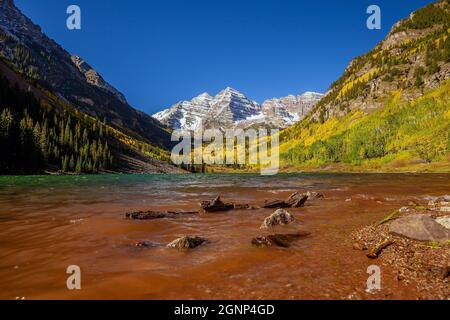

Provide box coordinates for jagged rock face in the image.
[153,92,213,131]
[0,0,125,104]
[204,87,261,129]
[153,88,323,131]
[0,0,172,148]
[71,55,127,104]
[260,92,323,127]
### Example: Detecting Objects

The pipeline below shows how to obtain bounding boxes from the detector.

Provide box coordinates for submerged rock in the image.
[167,236,208,249]
[200,196,255,212]
[125,210,198,220]
[262,199,290,209]
[389,214,450,243]
[252,232,310,248]
[261,209,295,229]
[126,211,167,220]
[134,241,159,248]
[233,204,254,210]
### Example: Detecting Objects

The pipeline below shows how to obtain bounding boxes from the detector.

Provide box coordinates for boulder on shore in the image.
[252,232,311,248]
[389,214,450,243]
[261,209,295,229]
[167,236,208,249]
[435,216,450,230]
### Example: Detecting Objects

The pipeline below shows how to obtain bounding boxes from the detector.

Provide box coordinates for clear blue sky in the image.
[15,0,433,114]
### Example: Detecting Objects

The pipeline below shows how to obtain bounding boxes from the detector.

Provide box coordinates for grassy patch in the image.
[428,241,441,249]
[378,211,400,225]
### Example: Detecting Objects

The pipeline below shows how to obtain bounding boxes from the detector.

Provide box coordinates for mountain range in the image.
[153,88,323,131]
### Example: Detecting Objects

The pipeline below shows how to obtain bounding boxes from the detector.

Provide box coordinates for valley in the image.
[1,0,449,175]
[0,0,449,302]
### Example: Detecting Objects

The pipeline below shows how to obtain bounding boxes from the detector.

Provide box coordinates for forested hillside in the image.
[280,81,450,171]
[0,75,113,174]
[279,0,450,172]
[0,68,179,175]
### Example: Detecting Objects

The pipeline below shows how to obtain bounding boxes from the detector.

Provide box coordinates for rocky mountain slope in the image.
[0,0,183,173]
[307,0,450,123]
[280,0,450,172]
[0,0,172,149]
[153,88,323,131]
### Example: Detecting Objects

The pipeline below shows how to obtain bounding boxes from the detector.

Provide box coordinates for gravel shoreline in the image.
[351,202,450,300]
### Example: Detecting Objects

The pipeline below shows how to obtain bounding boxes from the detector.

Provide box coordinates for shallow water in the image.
[0,173,449,300]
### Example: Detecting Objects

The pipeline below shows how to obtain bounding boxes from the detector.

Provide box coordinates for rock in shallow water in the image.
[167,236,208,249]
[304,191,324,199]
[126,210,198,220]
[285,193,309,208]
[262,191,317,209]
[389,214,450,243]
[252,232,311,248]
[200,196,235,213]
[261,209,295,229]
[262,199,290,209]
[135,241,159,248]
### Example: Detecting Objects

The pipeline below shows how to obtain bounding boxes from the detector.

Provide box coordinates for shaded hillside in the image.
[0,0,172,149]
[0,60,183,174]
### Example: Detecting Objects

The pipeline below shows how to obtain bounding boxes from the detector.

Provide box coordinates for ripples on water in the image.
[0,173,449,299]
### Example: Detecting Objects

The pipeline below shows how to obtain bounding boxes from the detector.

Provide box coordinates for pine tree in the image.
[62,155,69,172]
[69,155,75,171]
[75,156,82,174]
[40,121,48,163]
[82,128,88,143]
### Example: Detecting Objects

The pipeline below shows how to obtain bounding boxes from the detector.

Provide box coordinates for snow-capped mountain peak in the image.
[153,88,323,131]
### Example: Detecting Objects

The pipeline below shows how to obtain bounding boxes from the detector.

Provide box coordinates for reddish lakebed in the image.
[0,173,448,300]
